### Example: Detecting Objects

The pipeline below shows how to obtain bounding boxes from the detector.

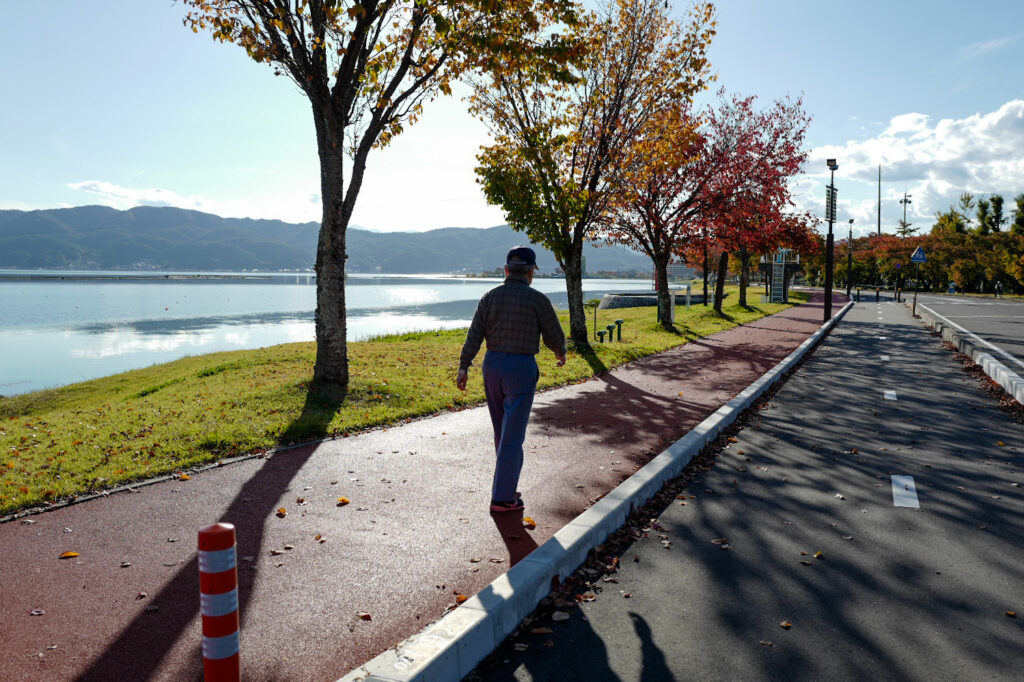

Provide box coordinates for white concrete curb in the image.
[916,303,1024,404]
[339,300,854,682]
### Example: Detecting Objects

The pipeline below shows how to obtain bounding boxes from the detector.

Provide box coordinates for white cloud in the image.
[960,35,1018,59]
[799,99,1024,232]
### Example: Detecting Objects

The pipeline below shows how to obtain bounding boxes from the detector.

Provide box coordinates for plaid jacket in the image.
[459,276,567,371]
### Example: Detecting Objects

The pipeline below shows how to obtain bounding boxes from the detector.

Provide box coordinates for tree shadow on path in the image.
[77,385,345,681]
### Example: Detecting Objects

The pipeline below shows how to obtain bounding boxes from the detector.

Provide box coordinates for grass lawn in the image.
[0,287,807,515]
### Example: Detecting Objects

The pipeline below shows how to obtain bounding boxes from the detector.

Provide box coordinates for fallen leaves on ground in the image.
[336,497,350,507]
[513,643,529,652]
[523,517,537,530]
[455,594,468,604]
[835,493,846,500]
[178,474,190,481]
[814,551,824,560]
[779,621,792,629]
[759,640,773,647]
[1006,611,1017,618]
[356,611,372,621]
[275,507,287,518]
[59,551,79,559]
[30,609,45,616]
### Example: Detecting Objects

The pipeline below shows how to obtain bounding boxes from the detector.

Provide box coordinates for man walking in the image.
[456,246,566,513]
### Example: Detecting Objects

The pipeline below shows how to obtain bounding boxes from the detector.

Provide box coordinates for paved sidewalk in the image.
[0,293,839,681]
[475,296,1024,680]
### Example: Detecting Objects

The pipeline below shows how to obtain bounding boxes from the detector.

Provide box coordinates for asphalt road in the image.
[474,297,1024,681]
[914,293,1024,373]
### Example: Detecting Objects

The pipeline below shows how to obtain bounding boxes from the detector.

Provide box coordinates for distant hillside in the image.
[0,205,651,274]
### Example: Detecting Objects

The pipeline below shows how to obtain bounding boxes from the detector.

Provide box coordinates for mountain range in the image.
[0,205,651,274]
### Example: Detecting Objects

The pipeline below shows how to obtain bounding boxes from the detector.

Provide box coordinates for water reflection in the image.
[0,281,651,396]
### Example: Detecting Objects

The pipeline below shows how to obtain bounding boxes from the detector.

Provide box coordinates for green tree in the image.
[1012,193,1024,236]
[976,197,992,235]
[990,194,1006,232]
[183,0,581,391]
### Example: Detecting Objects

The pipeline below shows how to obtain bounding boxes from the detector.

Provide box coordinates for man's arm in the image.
[456,299,487,390]
[538,298,567,366]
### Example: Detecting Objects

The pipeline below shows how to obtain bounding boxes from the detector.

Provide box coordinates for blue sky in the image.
[2,1,1022,237]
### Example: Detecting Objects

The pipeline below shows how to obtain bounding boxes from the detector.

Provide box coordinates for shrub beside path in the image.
[0,291,843,681]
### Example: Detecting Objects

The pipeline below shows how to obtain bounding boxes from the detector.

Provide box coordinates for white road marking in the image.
[883,390,897,400]
[891,475,920,508]
[878,336,887,340]
[918,303,1024,374]
[881,355,890,361]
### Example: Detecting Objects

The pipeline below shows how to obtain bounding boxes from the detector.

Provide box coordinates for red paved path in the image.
[0,292,842,681]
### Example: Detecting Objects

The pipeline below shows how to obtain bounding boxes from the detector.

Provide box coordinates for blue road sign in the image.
[910,246,927,263]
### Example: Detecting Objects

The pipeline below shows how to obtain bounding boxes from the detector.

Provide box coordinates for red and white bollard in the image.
[198,522,240,681]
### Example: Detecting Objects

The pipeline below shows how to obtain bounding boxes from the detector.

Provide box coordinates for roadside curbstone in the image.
[916,303,1024,404]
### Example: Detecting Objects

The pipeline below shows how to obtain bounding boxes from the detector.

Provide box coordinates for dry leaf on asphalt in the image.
[59,551,79,559]
[270,549,284,556]
[489,558,504,563]
[835,494,846,500]
[814,551,824,560]
[759,640,773,647]
[523,517,537,530]
[178,474,190,481]
[356,611,372,621]
[30,609,45,616]
[336,497,350,507]
[710,538,729,545]
[779,621,792,629]
[513,643,529,652]
[275,507,287,518]
[1007,611,1017,618]
[531,627,554,635]
[799,560,812,566]
[551,611,570,622]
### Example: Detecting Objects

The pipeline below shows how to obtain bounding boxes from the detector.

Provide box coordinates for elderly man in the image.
[456,246,567,513]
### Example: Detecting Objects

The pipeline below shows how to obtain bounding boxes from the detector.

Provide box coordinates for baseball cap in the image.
[506,246,538,270]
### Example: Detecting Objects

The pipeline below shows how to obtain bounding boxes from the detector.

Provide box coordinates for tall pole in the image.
[846,218,854,296]
[899,192,912,236]
[824,164,836,322]
[877,165,881,236]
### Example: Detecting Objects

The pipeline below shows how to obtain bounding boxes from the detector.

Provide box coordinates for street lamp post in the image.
[824,159,839,321]
[846,218,854,296]
[899,192,912,236]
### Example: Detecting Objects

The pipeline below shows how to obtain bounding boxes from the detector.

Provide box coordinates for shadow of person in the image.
[629,612,673,682]
[76,384,345,681]
[489,511,539,566]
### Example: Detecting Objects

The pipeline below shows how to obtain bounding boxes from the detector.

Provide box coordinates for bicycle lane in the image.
[0,293,837,682]
[474,296,1024,680]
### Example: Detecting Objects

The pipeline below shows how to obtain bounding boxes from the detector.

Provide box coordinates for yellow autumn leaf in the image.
[523,516,537,529]
[779,620,792,629]
[336,497,350,506]
[60,551,79,559]
[275,507,287,517]
[179,474,191,481]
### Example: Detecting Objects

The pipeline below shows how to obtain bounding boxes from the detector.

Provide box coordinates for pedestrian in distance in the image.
[995,280,1004,298]
[456,246,567,513]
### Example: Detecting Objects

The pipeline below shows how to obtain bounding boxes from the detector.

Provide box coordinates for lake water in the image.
[0,271,654,396]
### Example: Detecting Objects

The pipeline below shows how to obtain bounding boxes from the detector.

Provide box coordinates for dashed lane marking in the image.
[891,475,920,508]
[881,355,890,361]
[883,390,897,400]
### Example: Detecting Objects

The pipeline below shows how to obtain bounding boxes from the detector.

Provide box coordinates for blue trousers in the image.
[482,352,539,502]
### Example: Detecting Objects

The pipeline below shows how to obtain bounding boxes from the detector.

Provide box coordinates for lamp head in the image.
[826,158,838,171]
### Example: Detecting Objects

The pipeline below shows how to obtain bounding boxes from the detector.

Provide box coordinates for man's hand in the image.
[555,354,566,367]
[456,368,469,391]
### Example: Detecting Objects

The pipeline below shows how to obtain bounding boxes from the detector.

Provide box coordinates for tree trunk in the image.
[312,123,350,391]
[713,250,728,313]
[654,254,672,329]
[562,247,590,349]
[702,244,709,306]
[738,246,749,307]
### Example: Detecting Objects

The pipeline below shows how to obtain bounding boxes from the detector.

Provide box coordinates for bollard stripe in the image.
[199,547,236,574]
[200,568,237,596]
[202,611,240,638]
[202,631,240,660]
[200,588,238,618]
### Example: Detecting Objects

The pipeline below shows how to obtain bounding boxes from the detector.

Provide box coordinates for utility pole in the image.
[824,159,839,321]
[877,165,881,236]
